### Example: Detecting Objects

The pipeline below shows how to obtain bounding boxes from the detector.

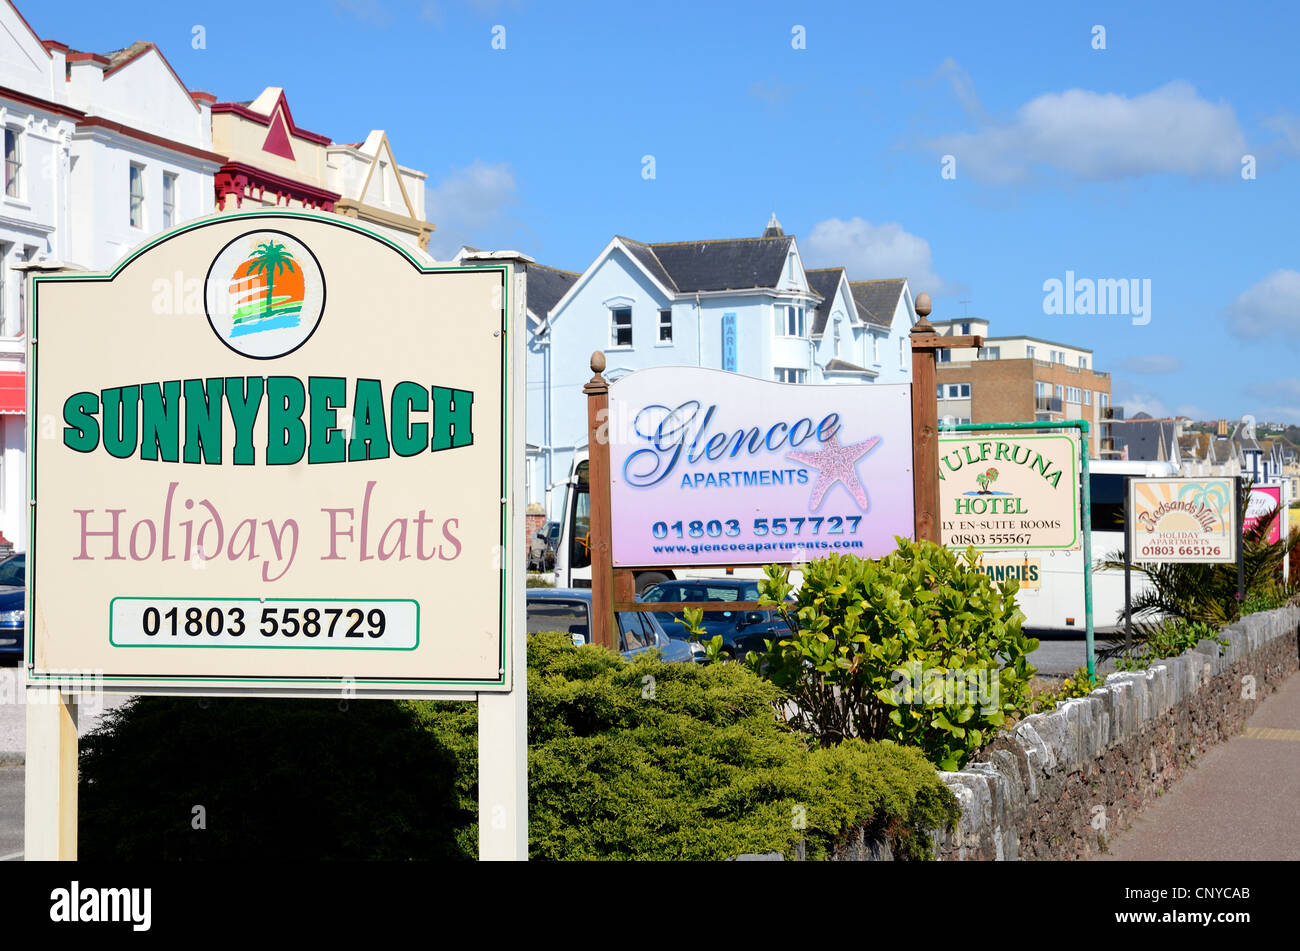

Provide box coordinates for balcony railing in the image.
[1034,396,1063,413]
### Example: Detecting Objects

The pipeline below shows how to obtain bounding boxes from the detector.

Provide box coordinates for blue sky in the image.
[29,0,1300,424]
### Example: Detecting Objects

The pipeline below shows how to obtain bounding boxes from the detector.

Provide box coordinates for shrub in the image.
[1029,666,1097,714]
[523,632,957,860]
[743,542,1038,770]
[79,632,957,860]
[1104,618,1227,673]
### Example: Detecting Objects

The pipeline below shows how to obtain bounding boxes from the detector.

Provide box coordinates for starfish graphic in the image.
[786,433,881,511]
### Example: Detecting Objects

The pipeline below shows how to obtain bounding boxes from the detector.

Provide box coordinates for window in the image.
[610,307,632,347]
[774,303,805,337]
[1066,386,1081,403]
[937,348,951,363]
[1078,355,1087,368]
[129,163,145,228]
[960,322,970,335]
[833,319,842,356]
[1026,345,1036,359]
[4,128,19,198]
[162,172,178,230]
[1055,384,1064,399]
[1035,381,1048,398]
[0,242,8,334]
[978,346,1000,360]
[1084,389,1091,405]
[658,308,672,344]
[873,335,880,363]
[1053,350,1064,364]
[1100,392,1109,409]
[900,336,907,369]
[936,385,944,399]
[774,367,807,384]
[945,383,971,399]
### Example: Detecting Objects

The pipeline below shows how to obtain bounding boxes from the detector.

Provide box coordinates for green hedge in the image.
[79,632,957,860]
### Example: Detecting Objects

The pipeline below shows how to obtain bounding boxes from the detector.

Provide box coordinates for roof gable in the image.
[0,0,51,96]
[525,262,580,322]
[807,267,849,336]
[850,279,907,329]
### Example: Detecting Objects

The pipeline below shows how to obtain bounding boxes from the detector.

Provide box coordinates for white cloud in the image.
[1245,378,1300,401]
[1111,380,1170,418]
[1263,113,1300,154]
[749,79,794,108]
[1225,269,1300,341]
[929,81,1247,183]
[424,160,520,260]
[334,0,392,25]
[1115,354,1183,375]
[804,217,948,294]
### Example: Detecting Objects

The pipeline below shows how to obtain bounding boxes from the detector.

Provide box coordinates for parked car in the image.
[640,578,793,657]
[528,521,560,571]
[0,552,24,664]
[526,588,702,663]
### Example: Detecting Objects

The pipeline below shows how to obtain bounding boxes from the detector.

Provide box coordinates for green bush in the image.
[522,632,957,860]
[745,542,1038,770]
[1106,618,1227,673]
[1029,666,1097,714]
[79,632,957,860]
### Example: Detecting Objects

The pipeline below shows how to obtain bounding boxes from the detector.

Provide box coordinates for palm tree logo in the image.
[249,240,296,319]
[975,467,999,494]
[228,238,307,337]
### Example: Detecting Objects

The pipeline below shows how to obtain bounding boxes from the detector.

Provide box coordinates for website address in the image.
[1114,911,1250,925]
[651,540,865,555]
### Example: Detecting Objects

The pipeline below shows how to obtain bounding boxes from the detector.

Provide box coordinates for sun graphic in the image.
[1132,480,1229,534]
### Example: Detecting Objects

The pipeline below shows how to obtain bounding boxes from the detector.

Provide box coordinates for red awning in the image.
[0,371,25,415]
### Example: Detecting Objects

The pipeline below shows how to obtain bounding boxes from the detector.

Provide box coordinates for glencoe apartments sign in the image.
[29,211,519,695]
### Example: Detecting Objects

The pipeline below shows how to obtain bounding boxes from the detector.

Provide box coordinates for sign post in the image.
[26,211,526,860]
[940,421,1094,678]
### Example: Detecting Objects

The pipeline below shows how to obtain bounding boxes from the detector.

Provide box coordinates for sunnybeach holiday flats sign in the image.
[938,432,1081,551]
[606,367,915,567]
[28,211,517,694]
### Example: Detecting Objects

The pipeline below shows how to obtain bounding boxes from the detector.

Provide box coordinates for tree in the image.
[247,241,296,319]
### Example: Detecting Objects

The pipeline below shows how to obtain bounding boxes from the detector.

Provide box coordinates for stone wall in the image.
[933,605,1300,860]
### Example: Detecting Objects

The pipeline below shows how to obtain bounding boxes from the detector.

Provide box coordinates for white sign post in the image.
[25,211,527,860]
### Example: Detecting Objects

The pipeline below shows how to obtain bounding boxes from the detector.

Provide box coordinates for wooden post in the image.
[910,298,940,544]
[24,688,78,860]
[908,293,983,544]
[584,352,616,650]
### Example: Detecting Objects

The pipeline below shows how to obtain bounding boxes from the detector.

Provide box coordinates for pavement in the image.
[1098,671,1300,860]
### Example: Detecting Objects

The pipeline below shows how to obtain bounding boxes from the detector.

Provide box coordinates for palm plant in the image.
[247,240,296,319]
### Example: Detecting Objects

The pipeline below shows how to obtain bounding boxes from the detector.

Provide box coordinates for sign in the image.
[29,211,519,695]
[938,432,1081,550]
[974,557,1041,589]
[606,367,914,567]
[1245,484,1283,545]
[1128,477,1236,563]
[721,313,737,372]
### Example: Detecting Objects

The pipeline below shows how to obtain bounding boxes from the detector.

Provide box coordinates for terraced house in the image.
[521,214,920,514]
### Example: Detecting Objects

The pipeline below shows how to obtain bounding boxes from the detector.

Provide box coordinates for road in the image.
[1098,671,1300,860]
[0,666,131,760]
[1026,632,1119,676]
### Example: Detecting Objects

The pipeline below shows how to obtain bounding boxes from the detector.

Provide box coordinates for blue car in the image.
[640,578,793,658]
[526,588,702,663]
[0,553,24,664]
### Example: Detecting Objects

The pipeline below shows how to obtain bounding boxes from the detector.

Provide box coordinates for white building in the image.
[0,0,219,549]
[515,214,920,515]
